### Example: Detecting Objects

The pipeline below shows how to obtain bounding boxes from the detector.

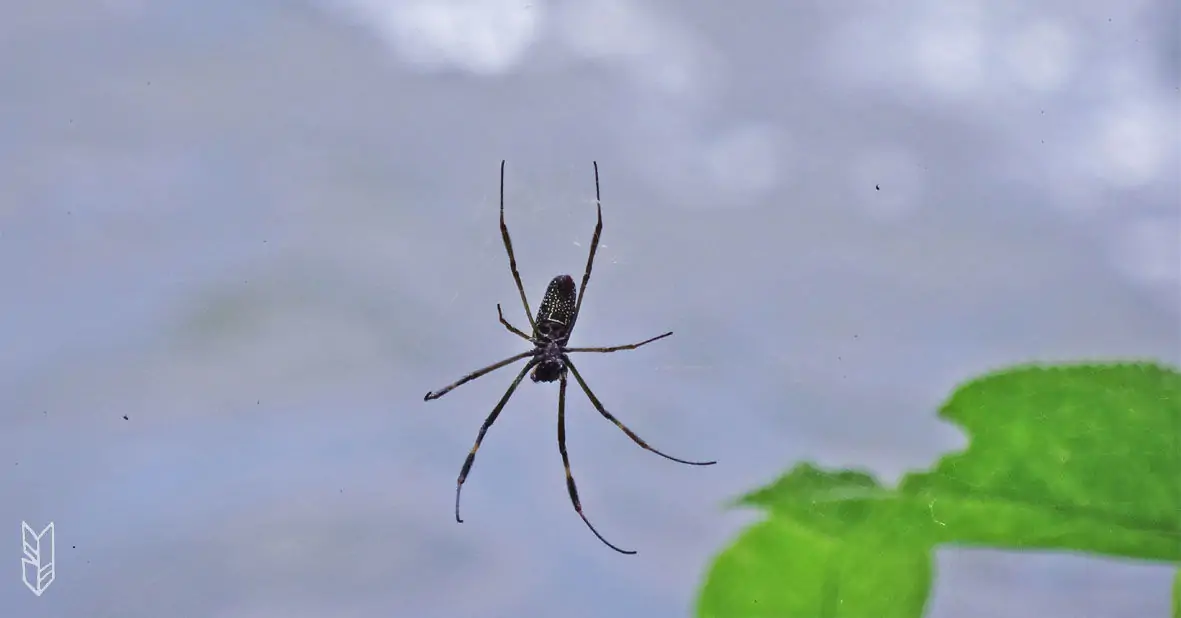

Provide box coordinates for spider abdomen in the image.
[534,274,576,341]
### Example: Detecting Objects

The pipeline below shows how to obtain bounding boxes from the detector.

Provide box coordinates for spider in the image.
[423,160,716,555]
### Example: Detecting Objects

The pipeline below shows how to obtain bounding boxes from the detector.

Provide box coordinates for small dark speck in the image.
[257,400,260,405]
[875,184,880,190]
[123,415,129,420]
[72,545,76,549]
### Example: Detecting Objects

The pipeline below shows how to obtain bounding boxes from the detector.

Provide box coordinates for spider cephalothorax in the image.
[423,160,715,555]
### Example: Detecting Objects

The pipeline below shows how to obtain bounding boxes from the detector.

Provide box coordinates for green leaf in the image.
[697,361,1181,618]
[901,362,1181,560]
[1173,568,1180,618]
[698,466,931,618]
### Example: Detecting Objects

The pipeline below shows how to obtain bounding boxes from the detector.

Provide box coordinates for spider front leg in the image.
[557,371,636,554]
[563,359,716,467]
[423,349,537,401]
[454,359,539,522]
[565,331,673,354]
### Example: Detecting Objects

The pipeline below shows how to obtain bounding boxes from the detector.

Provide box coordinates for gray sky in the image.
[2,0,1178,617]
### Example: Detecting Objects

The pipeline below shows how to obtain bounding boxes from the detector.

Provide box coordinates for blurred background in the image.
[2,0,1178,616]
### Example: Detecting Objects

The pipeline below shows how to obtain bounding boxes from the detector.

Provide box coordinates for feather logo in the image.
[21,521,55,597]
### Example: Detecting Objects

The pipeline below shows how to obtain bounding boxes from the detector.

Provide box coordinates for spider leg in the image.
[558,370,636,554]
[499,160,536,330]
[424,350,536,401]
[570,161,603,330]
[566,331,673,353]
[497,303,534,341]
[563,358,716,467]
[455,359,538,523]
